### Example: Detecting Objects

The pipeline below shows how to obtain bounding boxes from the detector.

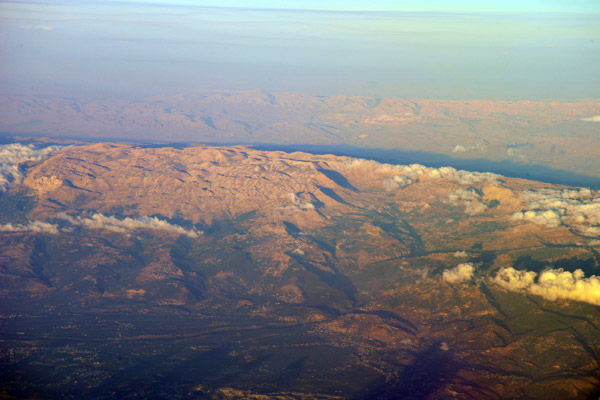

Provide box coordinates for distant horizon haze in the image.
[1,1,598,101]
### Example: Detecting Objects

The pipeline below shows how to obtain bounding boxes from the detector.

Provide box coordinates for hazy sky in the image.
[1,0,599,100]
[106,0,600,13]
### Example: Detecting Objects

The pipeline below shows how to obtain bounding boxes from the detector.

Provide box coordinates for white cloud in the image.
[58,213,201,237]
[0,143,67,191]
[465,201,488,215]
[453,144,486,153]
[581,115,600,122]
[510,188,600,236]
[506,147,526,160]
[376,163,497,190]
[0,213,201,238]
[0,221,61,235]
[23,25,54,31]
[447,188,487,215]
[454,250,468,258]
[510,209,561,227]
[492,267,600,306]
[279,192,315,211]
[443,263,475,284]
[331,157,498,192]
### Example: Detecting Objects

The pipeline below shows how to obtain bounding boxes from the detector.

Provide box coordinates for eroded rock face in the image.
[26,175,63,194]
[2,143,600,399]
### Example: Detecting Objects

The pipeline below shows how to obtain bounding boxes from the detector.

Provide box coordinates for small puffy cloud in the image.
[492,267,600,306]
[454,250,468,258]
[279,192,315,211]
[448,188,478,204]
[0,143,67,191]
[447,188,487,215]
[581,115,600,122]
[510,209,561,227]
[292,248,305,255]
[506,148,526,159]
[0,221,61,235]
[58,213,201,237]
[492,267,537,291]
[465,201,487,215]
[443,263,475,284]
[24,25,54,31]
[383,174,413,190]
[453,144,486,153]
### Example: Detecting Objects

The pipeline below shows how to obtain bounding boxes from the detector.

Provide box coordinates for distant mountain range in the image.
[1,91,599,180]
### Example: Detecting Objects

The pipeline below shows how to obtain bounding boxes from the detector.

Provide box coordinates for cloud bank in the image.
[0,213,201,238]
[443,263,475,283]
[0,143,66,191]
[337,159,498,190]
[58,213,201,237]
[0,221,61,235]
[382,164,497,189]
[492,267,600,306]
[510,188,600,236]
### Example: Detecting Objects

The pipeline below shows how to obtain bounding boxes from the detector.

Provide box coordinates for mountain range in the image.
[2,91,600,180]
[0,142,599,399]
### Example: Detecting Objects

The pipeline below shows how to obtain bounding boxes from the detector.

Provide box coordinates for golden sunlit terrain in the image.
[1,142,598,399]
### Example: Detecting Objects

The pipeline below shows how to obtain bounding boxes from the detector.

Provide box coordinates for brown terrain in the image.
[1,91,600,180]
[0,142,599,399]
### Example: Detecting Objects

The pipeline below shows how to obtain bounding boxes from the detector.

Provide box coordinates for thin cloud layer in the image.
[510,188,600,236]
[58,213,201,238]
[581,115,600,122]
[443,263,475,283]
[0,213,201,238]
[0,143,66,191]
[492,267,600,306]
[23,25,54,31]
[0,221,61,234]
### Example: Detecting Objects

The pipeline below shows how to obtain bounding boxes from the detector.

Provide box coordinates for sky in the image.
[106,0,600,13]
[0,0,599,100]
